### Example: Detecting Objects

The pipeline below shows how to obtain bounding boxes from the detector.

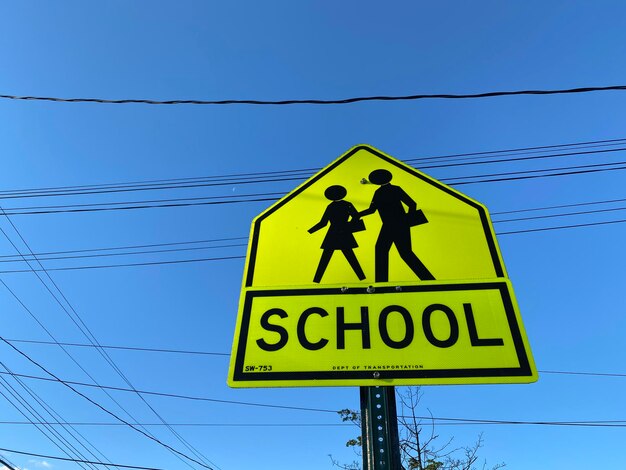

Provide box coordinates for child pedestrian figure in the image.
[308,185,366,283]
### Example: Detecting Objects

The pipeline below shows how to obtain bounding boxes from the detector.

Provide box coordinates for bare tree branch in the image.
[332,387,504,470]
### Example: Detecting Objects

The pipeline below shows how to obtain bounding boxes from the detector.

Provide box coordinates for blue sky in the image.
[1,1,626,469]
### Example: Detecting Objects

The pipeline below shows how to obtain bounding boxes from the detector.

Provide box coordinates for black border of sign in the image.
[244,145,505,287]
[232,281,533,383]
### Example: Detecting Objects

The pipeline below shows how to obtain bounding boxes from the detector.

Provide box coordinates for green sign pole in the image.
[360,385,402,470]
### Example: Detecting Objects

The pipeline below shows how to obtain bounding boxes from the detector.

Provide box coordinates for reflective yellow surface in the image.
[228,145,536,387]
[246,145,506,287]
[228,280,537,387]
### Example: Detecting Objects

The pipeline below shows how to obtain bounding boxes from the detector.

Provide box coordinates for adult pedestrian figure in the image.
[359,169,434,282]
[308,185,366,283]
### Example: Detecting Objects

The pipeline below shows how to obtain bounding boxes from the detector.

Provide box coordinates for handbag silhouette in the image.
[350,217,366,232]
[406,208,428,227]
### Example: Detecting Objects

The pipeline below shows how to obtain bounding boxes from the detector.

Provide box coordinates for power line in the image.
[0,377,96,470]
[0,255,246,273]
[1,192,284,212]
[1,136,625,201]
[443,159,626,183]
[0,243,246,264]
[0,366,336,413]
[0,277,189,468]
[0,278,201,469]
[2,158,626,216]
[493,205,626,224]
[2,84,626,106]
[0,139,626,202]
[0,456,19,470]
[397,415,626,428]
[0,338,216,469]
[452,162,626,186]
[491,196,626,216]
[407,137,626,162]
[7,338,626,379]
[3,212,626,274]
[2,196,279,216]
[1,413,625,429]
[539,370,626,378]
[2,193,626,265]
[5,338,230,356]
[0,165,624,218]
[0,364,115,470]
[413,146,626,170]
[0,446,166,470]
[0,236,247,259]
[1,419,626,428]
[497,217,626,235]
[3,363,626,431]
[2,194,624,261]
[5,338,626,378]
[0,212,219,470]
[0,171,312,197]
[0,177,306,201]
[0,421,350,427]
[1,363,624,420]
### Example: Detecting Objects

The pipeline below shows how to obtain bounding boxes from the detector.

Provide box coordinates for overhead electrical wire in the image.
[2,84,626,106]
[5,338,230,356]
[1,215,625,274]
[0,421,351,427]
[0,338,216,470]
[5,338,626,377]
[1,163,626,217]
[496,218,626,235]
[0,222,215,470]
[407,138,626,162]
[0,455,19,470]
[0,243,247,264]
[493,205,626,224]
[11,137,626,192]
[490,196,626,216]
[0,236,248,259]
[0,363,115,470]
[0,277,208,469]
[0,193,624,265]
[443,159,626,183]
[6,338,626,379]
[0,199,626,263]
[0,255,246,273]
[0,445,166,470]
[2,196,280,216]
[412,146,626,170]
[0,366,337,413]
[0,213,220,470]
[0,379,95,470]
[1,138,626,203]
[1,366,626,428]
[0,364,624,419]
[2,408,626,470]
[0,177,307,201]
[0,192,284,212]
[0,418,625,428]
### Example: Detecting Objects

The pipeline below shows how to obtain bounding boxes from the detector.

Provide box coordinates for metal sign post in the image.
[361,386,401,470]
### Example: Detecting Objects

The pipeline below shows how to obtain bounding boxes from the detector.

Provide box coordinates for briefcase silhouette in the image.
[407,209,428,227]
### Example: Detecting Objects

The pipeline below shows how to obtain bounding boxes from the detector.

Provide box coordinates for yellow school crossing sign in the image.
[228,145,537,387]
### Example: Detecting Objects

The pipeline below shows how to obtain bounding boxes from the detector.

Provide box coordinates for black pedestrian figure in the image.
[359,169,435,282]
[308,185,366,283]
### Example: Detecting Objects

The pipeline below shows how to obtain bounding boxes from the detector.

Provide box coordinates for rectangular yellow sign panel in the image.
[228,280,537,387]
